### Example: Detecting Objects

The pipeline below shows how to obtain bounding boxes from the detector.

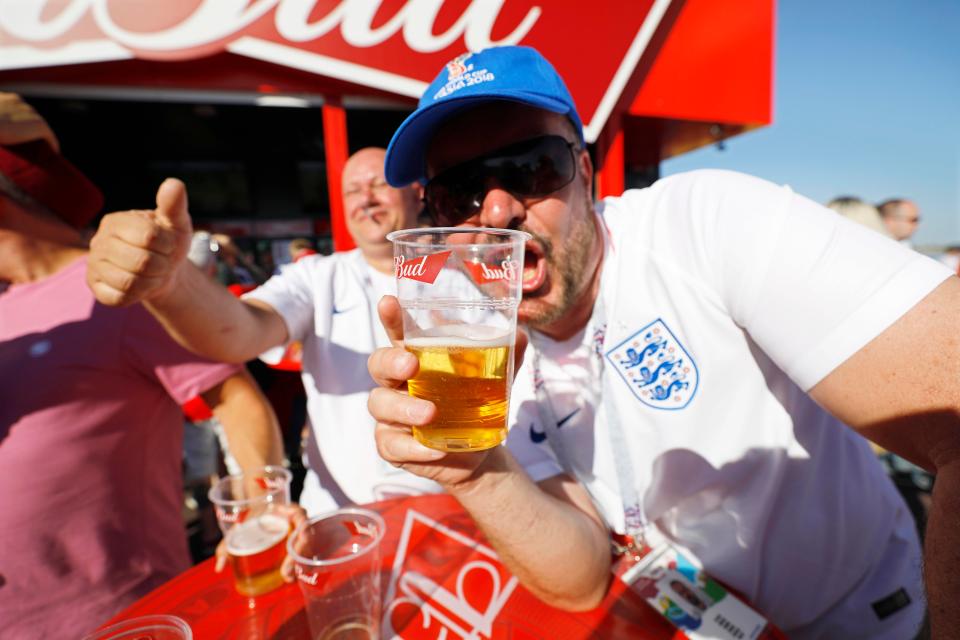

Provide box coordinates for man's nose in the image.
[477,184,525,229]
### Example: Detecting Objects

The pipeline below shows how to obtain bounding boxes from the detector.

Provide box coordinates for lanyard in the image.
[528,292,649,556]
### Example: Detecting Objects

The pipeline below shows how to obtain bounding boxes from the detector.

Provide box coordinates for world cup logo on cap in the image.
[445,53,472,79]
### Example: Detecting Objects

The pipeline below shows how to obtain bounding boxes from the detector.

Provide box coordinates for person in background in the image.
[361,47,958,638]
[86,146,439,515]
[288,236,318,263]
[878,198,921,247]
[826,195,891,237]
[211,232,267,287]
[256,240,278,277]
[0,93,285,636]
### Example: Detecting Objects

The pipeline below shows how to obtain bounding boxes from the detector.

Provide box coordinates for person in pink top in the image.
[0,93,285,638]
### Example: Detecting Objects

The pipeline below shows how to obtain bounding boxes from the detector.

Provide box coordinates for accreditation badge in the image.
[612,529,776,640]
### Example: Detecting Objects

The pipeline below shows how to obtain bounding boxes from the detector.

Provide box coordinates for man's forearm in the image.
[206,371,284,471]
[146,264,285,363]
[924,459,960,636]
[447,448,611,611]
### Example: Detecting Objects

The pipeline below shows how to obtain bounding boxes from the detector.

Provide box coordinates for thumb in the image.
[154,177,191,232]
[378,295,405,347]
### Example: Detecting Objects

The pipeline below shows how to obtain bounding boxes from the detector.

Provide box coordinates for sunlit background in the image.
[663,0,960,249]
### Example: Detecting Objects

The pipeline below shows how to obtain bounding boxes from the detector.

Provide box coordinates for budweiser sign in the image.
[0,0,674,142]
[382,508,518,640]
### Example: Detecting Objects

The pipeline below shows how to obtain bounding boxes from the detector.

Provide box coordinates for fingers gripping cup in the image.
[288,509,386,640]
[208,465,292,597]
[388,228,529,452]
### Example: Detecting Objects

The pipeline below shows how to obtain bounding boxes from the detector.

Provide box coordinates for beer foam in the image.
[226,513,289,556]
[406,324,511,348]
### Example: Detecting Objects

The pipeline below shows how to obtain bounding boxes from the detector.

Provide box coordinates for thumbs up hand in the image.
[87,178,195,307]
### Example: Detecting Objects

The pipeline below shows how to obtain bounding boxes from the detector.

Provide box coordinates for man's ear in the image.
[578,148,594,194]
[405,182,424,225]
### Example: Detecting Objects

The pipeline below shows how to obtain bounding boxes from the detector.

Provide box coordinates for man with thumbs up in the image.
[87,146,436,514]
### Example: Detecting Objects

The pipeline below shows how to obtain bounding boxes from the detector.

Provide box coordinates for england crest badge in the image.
[605,318,699,410]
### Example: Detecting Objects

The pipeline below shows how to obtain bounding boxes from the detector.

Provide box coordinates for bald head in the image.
[343,147,386,184]
[878,199,920,241]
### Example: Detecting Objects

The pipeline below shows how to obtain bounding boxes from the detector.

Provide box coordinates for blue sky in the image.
[662,0,960,247]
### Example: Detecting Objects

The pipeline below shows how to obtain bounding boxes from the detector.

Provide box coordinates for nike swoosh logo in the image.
[557,408,580,427]
[529,423,546,443]
[529,408,581,444]
[332,305,356,315]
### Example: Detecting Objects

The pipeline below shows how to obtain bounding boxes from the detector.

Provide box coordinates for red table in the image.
[104,494,781,639]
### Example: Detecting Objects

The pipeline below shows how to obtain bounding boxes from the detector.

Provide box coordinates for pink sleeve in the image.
[122,305,242,405]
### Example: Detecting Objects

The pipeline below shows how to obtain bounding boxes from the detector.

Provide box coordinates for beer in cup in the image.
[388,228,528,452]
[208,465,292,597]
[405,325,511,450]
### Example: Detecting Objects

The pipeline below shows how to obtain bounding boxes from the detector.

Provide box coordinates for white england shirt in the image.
[246,249,441,513]
[506,170,950,638]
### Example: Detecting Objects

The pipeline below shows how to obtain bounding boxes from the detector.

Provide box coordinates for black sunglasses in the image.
[423,135,579,226]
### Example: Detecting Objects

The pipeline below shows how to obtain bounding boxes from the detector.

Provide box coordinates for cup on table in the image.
[387,228,529,452]
[287,508,386,640]
[208,465,293,597]
[82,615,191,640]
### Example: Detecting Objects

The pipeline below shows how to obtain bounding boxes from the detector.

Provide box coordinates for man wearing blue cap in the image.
[365,46,959,638]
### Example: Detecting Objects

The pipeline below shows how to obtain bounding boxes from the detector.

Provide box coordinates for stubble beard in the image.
[520,195,598,332]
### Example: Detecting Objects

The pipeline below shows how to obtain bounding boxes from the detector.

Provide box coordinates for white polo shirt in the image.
[506,170,950,638]
[246,249,440,514]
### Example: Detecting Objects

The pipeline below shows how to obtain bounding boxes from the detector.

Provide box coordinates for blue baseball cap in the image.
[384,46,584,187]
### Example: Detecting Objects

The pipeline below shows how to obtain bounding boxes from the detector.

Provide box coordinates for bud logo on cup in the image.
[215,506,249,525]
[394,251,451,284]
[344,519,378,537]
[255,476,287,494]
[464,259,520,284]
[295,565,331,589]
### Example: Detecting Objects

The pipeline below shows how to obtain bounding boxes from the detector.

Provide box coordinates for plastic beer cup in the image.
[287,508,386,640]
[82,615,192,639]
[388,228,529,452]
[208,465,292,597]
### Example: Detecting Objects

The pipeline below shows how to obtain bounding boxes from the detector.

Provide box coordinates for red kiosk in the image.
[1,4,778,637]
[0,0,772,255]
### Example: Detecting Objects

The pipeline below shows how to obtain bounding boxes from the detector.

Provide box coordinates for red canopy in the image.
[0,0,773,249]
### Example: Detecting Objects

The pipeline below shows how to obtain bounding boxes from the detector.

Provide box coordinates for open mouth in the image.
[522,242,547,293]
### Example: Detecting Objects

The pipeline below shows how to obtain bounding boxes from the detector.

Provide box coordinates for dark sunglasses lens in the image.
[425,136,576,225]
[489,136,575,197]
[426,173,483,226]
[425,187,470,225]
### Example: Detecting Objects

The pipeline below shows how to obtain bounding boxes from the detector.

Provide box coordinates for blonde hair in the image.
[826,196,891,237]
